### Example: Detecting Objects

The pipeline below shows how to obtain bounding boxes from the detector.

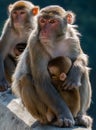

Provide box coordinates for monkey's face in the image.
[38,16,63,46]
[11,8,28,28]
[48,66,66,86]
[48,66,60,80]
[38,6,75,47]
[9,1,39,30]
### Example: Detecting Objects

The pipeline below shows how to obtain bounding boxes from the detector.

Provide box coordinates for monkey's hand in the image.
[0,78,9,92]
[52,117,75,127]
[62,65,81,90]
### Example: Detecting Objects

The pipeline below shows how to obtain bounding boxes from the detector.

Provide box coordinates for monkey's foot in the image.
[75,114,93,128]
[52,118,74,127]
[0,79,9,92]
[0,87,7,92]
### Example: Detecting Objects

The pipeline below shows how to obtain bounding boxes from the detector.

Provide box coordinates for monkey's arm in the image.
[0,54,9,91]
[63,39,88,89]
[0,53,9,91]
[0,19,15,58]
[12,47,30,97]
[0,19,15,91]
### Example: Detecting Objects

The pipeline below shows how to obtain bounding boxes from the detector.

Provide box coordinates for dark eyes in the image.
[49,20,56,24]
[39,18,57,24]
[12,11,26,15]
[51,75,57,79]
[13,11,17,15]
[20,11,26,15]
[40,18,46,23]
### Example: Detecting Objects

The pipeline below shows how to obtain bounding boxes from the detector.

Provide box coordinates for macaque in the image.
[47,56,80,120]
[0,0,39,91]
[12,5,92,127]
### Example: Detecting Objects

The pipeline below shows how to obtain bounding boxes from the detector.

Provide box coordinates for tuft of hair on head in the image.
[8,0,35,13]
[40,5,66,17]
[48,56,72,74]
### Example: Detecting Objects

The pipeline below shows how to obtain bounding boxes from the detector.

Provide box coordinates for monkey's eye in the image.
[51,75,57,79]
[52,76,57,80]
[49,19,56,24]
[20,11,26,15]
[12,11,17,15]
[39,18,46,24]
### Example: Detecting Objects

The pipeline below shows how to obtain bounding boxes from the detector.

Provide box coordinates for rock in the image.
[0,90,91,130]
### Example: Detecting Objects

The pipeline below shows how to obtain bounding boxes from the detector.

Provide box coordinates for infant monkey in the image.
[47,56,80,122]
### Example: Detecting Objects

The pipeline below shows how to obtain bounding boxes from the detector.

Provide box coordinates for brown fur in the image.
[47,56,80,120]
[12,5,92,127]
[0,0,39,90]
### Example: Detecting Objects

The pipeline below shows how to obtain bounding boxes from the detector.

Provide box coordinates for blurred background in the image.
[0,0,96,129]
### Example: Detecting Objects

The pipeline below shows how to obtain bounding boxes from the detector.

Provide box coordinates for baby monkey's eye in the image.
[51,75,57,79]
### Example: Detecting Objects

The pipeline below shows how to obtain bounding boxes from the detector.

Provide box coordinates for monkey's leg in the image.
[76,68,92,128]
[0,54,9,91]
[20,74,48,124]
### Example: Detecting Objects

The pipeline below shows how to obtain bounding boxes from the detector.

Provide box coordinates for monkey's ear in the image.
[59,73,66,81]
[65,11,76,24]
[32,6,39,16]
[8,4,13,13]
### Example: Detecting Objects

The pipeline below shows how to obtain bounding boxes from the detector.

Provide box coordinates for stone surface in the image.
[0,90,91,130]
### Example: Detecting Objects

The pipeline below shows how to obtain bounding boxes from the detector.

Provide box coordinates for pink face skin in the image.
[12,9,27,27]
[38,17,60,43]
[49,66,67,82]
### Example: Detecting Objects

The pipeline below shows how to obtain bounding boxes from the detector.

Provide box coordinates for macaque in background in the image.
[0,0,39,91]
[12,5,92,127]
[47,56,80,122]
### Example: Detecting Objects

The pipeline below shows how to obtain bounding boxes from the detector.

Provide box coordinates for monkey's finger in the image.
[67,83,79,90]
[61,81,71,90]
[63,81,72,90]
[68,85,76,90]
[62,79,69,87]
[63,118,74,127]
[63,85,75,90]
[67,82,81,90]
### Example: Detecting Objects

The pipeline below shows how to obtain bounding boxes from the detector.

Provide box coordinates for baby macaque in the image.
[47,56,80,121]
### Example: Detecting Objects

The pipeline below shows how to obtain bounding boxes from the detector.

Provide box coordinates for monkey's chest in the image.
[53,43,70,58]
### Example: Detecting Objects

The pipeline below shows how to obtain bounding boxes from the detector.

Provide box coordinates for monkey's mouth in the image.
[39,37,51,45]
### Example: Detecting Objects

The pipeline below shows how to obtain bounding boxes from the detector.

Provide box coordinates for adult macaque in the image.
[19,73,48,124]
[0,0,39,91]
[47,56,80,120]
[12,5,92,127]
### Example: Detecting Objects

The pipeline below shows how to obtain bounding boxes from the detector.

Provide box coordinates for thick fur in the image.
[0,0,39,90]
[12,5,92,127]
